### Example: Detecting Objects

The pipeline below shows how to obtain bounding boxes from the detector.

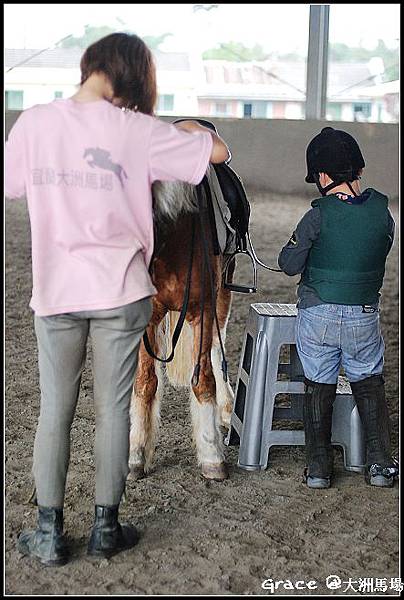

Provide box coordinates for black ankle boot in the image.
[350,374,399,487]
[87,505,140,559]
[17,506,69,566]
[303,379,337,488]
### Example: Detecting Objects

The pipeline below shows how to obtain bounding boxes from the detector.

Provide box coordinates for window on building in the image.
[157,94,174,112]
[243,103,252,118]
[353,102,371,121]
[243,101,270,119]
[215,102,229,116]
[5,90,24,110]
[54,91,63,99]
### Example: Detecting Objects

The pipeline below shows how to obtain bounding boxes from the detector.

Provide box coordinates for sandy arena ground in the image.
[5,192,399,595]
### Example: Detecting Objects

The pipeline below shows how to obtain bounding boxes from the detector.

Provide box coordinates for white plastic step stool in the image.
[225,303,365,473]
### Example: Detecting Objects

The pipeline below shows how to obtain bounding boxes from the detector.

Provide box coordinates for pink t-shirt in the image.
[5,99,213,316]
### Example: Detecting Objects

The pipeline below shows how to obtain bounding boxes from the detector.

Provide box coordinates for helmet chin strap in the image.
[313,172,337,196]
[346,181,359,197]
[313,173,359,197]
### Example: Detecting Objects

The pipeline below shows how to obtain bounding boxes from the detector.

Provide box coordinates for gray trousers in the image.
[33,297,153,508]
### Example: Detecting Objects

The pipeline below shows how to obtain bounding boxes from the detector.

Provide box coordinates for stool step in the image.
[252,303,297,317]
[226,303,366,474]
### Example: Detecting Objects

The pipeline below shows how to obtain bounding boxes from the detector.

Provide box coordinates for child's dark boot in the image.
[303,379,337,489]
[350,374,399,487]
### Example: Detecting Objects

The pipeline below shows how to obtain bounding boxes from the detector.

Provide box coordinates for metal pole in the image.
[305,5,330,119]
[6,26,89,73]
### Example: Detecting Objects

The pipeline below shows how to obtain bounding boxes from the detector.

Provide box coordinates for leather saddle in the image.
[175,119,250,243]
[174,119,255,293]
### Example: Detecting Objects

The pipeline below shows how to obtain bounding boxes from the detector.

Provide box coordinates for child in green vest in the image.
[278,127,398,489]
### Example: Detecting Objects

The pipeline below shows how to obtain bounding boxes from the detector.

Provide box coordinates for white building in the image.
[5,48,397,123]
[356,80,399,123]
[5,47,200,116]
[198,59,390,122]
[5,48,82,108]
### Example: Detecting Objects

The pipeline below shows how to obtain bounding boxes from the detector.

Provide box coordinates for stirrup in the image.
[223,250,257,294]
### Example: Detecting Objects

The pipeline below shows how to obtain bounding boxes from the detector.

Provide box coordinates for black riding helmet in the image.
[305,127,365,196]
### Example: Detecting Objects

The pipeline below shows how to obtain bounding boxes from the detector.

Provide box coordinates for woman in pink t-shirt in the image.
[6,32,229,566]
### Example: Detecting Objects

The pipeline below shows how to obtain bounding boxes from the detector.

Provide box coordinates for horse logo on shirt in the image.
[84,147,128,188]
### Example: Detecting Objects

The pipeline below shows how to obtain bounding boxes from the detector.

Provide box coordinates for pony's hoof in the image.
[201,462,228,481]
[129,465,146,480]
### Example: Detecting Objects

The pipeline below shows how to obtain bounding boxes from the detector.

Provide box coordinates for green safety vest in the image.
[302,189,391,305]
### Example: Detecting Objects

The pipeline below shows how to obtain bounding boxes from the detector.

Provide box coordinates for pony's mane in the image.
[152,179,199,223]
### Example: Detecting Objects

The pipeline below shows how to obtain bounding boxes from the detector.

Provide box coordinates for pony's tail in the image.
[164,311,193,388]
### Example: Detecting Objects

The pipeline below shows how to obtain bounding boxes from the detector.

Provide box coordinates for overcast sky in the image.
[4,3,400,55]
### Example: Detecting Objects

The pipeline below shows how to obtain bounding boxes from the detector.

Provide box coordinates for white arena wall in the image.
[5,111,399,199]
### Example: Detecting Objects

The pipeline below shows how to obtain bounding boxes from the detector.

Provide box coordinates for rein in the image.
[194,178,228,384]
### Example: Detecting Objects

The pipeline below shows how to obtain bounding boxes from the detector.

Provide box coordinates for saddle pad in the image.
[213,162,250,239]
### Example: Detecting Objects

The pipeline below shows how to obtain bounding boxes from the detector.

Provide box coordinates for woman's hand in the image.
[175,120,230,164]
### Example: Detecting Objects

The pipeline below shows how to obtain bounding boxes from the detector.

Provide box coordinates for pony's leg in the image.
[211,284,234,430]
[189,308,228,481]
[129,302,166,479]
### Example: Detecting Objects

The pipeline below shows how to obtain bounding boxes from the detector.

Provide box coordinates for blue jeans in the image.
[296,304,384,384]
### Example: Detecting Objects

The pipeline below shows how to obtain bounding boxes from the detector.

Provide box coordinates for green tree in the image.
[328,39,398,81]
[203,41,269,62]
[256,38,398,81]
[142,33,173,49]
[60,25,117,49]
[193,4,218,12]
[60,25,172,52]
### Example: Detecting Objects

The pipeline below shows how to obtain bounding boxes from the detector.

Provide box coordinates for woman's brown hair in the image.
[80,32,157,115]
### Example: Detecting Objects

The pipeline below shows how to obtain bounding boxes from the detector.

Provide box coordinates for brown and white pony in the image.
[129,169,235,481]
